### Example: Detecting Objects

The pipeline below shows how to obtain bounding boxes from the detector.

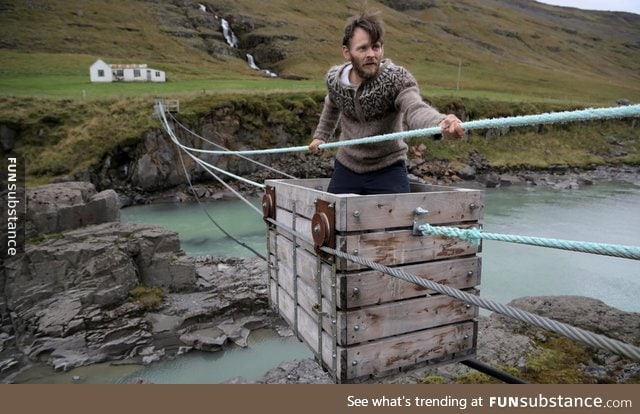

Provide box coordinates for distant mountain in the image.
[1,0,639,100]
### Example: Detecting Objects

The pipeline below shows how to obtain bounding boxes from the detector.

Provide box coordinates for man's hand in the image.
[308,138,326,154]
[439,114,465,140]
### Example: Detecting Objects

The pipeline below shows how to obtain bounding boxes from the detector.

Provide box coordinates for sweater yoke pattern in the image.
[326,61,417,122]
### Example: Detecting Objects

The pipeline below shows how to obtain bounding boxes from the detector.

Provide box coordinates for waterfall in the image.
[221,18,239,48]
[198,7,278,78]
[246,54,260,70]
[246,54,278,78]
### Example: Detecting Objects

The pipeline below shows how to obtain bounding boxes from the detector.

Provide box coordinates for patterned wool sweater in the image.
[313,59,446,173]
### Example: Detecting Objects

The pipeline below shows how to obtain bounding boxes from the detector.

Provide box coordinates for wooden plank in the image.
[275,208,314,241]
[343,189,484,231]
[274,235,480,309]
[272,253,336,335]
[267,178,331,194]
[339,291,478,345]
[274,207,481,271]
[266,178,484,232]
[272,233,335,303]
[409,182,475,192]
[338,228,479,270]
[271,279,478,382]
[266,179,343,224]
[343,256,481,308]
[271,243,478,349]
[271,222,481,306]
[269,280,337,375]
[269,231,338,345]
[344,321,476,379]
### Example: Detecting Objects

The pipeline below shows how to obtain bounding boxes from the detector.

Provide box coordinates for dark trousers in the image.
[327,160,410,195]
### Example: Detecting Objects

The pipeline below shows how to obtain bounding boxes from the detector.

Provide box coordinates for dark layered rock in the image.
[0,179,278,384]
[25,181,119,238]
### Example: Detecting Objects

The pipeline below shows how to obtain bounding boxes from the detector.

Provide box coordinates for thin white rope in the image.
[175,140,266,259]
[159,108,265,190]
[167,112,297,179]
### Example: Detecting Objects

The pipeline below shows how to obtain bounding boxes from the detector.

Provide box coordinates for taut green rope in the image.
[166,104,640,156]
[419,224,640,260]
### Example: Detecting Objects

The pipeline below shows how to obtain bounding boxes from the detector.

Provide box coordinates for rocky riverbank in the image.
[120,151,640,206]
[0,182,281,382]
[1,177,638,384]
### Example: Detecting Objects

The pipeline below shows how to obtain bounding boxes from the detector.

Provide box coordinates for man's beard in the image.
[353,59,380,81]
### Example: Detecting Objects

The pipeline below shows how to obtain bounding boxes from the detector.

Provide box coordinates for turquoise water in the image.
[477,182,640,313]
[121,198,267,258]
[121,181,640,313]
[15,329,312,384]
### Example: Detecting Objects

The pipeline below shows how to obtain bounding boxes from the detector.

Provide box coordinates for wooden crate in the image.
[263,178,484,383]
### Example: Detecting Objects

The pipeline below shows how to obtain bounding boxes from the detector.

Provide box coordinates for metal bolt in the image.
[313,224,320,234]
[470,203,478,210]
[464,335,469,340]
[352,287,360,296]
[467,271,474,277]
[414,207,429,215]
[352,249,359,255]
[353,210,360,217]
[354,325,360,331]
[466,304,471,309]
[352,360,358,366]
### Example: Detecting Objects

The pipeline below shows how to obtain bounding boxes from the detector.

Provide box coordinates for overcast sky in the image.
[537,0,640,14]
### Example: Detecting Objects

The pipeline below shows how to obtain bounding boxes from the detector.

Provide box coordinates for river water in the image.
[14,180,640,383]
[120,181,640,313]
[15,329,312,384]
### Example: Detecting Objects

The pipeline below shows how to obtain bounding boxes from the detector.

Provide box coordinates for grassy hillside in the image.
[1,0,639,103]
[0,0,638,185]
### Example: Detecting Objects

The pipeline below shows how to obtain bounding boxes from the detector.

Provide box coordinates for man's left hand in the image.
[439,114,465,140]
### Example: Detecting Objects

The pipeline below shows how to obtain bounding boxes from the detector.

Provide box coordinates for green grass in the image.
[129,285,164,311]
[1,0,638,186]
[1,0,639,103]
[3,91,636,187]
[0,74,325,99]
[411,119,639,170]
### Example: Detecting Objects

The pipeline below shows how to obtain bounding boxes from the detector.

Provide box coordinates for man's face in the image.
[343,27,384,82]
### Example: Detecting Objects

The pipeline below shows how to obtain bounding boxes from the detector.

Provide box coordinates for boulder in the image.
[26,181,119,237]
[1,221,196,375]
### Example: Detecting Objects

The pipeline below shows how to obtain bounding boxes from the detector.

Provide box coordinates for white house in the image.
[90,59,166,83]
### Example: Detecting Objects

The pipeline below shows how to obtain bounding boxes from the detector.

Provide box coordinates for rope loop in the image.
[420,223,483,245]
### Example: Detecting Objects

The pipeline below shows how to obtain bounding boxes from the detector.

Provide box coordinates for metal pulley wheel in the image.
[311,211,331,249]
[262,192,274,220]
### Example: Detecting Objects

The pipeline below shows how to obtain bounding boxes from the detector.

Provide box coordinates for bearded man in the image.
[309,9,464,194]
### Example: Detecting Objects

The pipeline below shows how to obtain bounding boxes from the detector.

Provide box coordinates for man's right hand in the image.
[439,114,465,140]
[308,138,326,154]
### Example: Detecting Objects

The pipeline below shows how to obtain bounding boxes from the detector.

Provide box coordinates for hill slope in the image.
[0,0,639,102]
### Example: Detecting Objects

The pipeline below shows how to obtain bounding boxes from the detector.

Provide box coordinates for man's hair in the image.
[342,10,384,49]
